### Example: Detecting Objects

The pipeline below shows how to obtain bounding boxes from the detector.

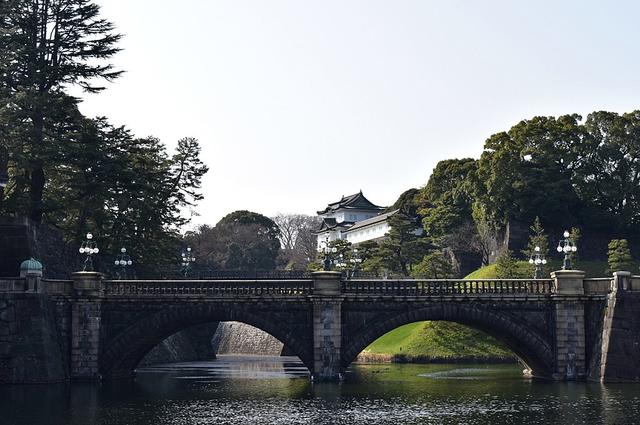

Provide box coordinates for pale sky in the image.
[78,0,640,227]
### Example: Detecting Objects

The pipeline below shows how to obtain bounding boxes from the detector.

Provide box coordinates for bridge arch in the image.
[342,303,554,378]
[100,304,312,378]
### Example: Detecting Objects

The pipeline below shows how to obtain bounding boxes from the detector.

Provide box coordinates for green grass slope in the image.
[362,321,513,363]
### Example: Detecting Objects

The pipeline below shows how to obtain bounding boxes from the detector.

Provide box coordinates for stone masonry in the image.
[1,269,639,383]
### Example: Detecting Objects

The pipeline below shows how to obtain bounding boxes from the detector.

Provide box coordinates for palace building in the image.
[315,191,398,249]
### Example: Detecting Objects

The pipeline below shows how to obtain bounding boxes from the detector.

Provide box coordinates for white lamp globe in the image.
[79,248,85,254]
[121,247,126,253]
[529,259,534,264]
[534,246,540,252]
[127,260,132,266]
[94,248,99,254]
[557,246,563,253]
[563,230,570,238]
[571,246,577,252]
[542,259,547,264]
[87,233,93,240]
[114,260,119,265]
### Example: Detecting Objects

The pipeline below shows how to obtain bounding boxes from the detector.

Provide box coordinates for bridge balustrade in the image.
[341,278,553,296]
[104,279,314,297]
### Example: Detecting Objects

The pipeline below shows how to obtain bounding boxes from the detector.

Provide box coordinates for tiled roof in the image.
[317,191,386,215]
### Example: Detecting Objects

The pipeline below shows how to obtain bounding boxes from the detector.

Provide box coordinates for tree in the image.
[189,211,281,271]
[495,250,519,279]
[574,111,640,230]
[471,202,495,266]
[522,216,549,259]
[416,158,477,244]
[475,115,583,229]
[607,239,633,274]
[0,0,122,222]
[356,240,383,273]
[273,213,320,269]
[412,251,455,279]
[376,212,431,276]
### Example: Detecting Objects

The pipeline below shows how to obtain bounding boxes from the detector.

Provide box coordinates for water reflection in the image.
[1,356,640,425]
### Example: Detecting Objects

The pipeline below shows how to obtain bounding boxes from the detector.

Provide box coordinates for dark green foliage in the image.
[188,211,281,271]
[523,217,549,258]
[412,251,455,279]
[0,0,122,222]
[0,1,208,274]
[377,212,431,276]
[495,250,523,278]
[356,240,383,273]
[607,239,633,273]
[416,158,477,244]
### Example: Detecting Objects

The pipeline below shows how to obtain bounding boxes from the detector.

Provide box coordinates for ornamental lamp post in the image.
[349,248,363,277]
[79,233,99,271]
[181,247,196,277]
[528,246,547,279]
[556,230,578,270]
[114,247,133,279]
[319,237,337,271]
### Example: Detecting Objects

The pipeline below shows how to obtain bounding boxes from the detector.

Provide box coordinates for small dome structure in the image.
[19,258,43,277]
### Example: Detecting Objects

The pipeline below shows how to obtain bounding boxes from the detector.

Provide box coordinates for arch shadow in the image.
[100,304,312,378]
[342,304,554,378]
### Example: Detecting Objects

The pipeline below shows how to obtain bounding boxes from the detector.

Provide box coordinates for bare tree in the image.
[272,214,321,269]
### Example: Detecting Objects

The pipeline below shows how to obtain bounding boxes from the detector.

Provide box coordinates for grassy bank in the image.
[359,321,514,364]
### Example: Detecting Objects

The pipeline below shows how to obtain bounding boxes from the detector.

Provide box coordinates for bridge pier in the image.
[311,271,343,381]
[70,272,103,381]
[551,270,586,380]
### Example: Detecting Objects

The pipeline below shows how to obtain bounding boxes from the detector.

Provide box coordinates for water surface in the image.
[2,355,639,424]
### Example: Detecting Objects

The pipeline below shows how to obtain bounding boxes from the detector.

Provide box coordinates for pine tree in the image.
[522,217,549,258]
[607,239,633,274]
[0,0,122,222]
[495,250,518,278]
[377,212,431,276]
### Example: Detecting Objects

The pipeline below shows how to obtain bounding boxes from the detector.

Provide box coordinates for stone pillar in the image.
[311,271,343,381]
[611,271,631,292]
[22,270,42,293]
[70,271,103,381]
[551,270,586,380]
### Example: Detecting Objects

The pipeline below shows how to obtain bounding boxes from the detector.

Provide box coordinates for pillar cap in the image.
[551,270,586,278]
[19,258,43,277]
[311,271,342,279]
[71,271,103,279]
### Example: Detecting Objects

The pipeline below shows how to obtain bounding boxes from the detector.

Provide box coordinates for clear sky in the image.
[78,0,640,227]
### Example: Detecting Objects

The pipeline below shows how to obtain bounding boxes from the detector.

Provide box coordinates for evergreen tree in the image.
[0,0,122,222]
[607,239,633,273]
[377,212,431,276]
[495,250,519,279]
[412,251,455,279]
[522,217,549,259]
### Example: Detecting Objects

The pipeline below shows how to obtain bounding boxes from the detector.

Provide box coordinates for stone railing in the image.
[0,278,26,291]
[631,276,640,291]
[104,279,314,297]
[583,278,612,294]
[341,278,554,296]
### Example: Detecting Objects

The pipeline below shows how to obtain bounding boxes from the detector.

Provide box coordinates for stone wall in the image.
[0,293,67,383]
[139,322,219,366]
[211,322,284,355]
[0,217,76,278]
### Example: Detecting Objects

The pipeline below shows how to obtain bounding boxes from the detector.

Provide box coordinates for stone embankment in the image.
[212,322,284,355]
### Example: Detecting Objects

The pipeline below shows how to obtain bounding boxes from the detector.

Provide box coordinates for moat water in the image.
[2,355,640,425]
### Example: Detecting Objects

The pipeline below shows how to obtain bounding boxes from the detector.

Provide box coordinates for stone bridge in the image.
[1,270,639,383]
